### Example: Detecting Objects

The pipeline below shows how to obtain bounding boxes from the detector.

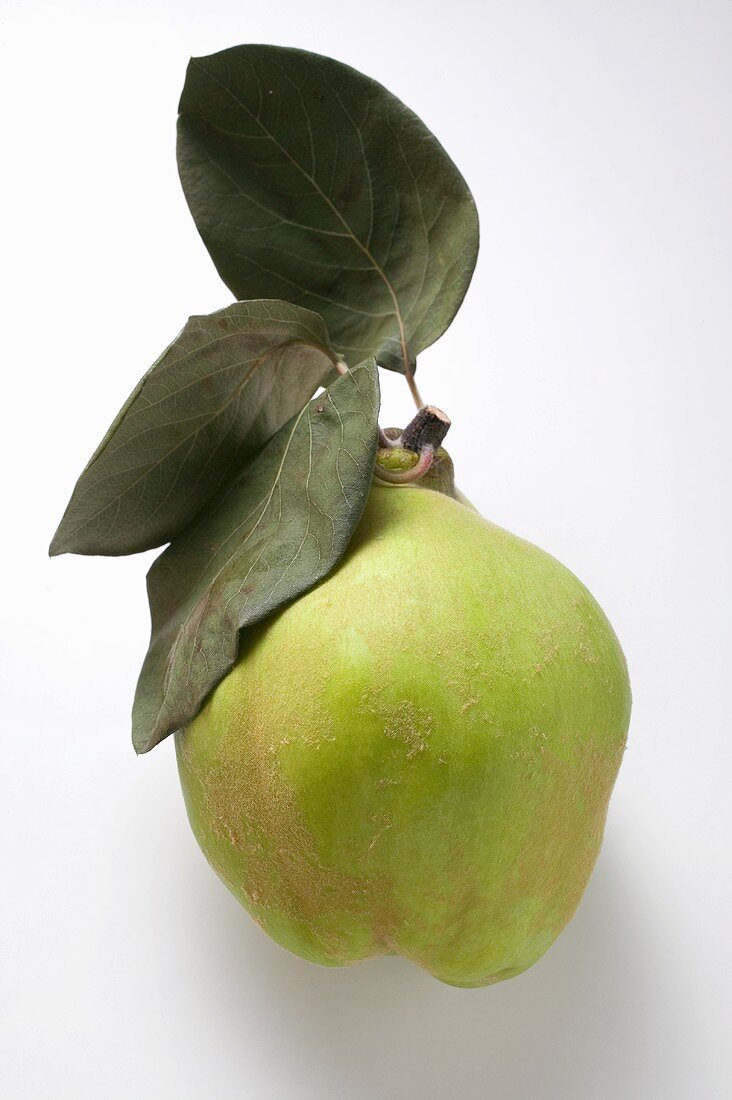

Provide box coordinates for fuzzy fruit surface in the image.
[176,482,630,987]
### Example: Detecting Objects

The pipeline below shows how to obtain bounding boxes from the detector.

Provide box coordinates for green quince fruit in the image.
[175,455,630,987]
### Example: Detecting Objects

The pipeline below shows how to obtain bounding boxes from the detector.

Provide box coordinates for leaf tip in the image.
[48,532,66,558]
[132,731,153,755]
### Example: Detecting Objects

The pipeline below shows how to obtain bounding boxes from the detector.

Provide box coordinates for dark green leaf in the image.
[132,358,379,753]
[50,300,339,557]
[177,45,479,373]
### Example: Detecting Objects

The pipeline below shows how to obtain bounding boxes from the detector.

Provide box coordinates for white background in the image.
[2,1,730,1097]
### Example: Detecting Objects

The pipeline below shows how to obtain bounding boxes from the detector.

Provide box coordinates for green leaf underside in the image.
[177,45,479,373]
[132,358,380,753]
[50,301,339,557]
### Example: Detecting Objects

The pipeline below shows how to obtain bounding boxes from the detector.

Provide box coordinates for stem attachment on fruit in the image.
[372,406,451,485]
[373,444,435,484]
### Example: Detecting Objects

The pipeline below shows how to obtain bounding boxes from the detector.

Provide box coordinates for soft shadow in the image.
[179,835,690,1100]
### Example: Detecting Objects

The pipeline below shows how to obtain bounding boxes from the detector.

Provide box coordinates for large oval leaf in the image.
[50,300,339,556]
[177,45,479,373]
[132,358,379,753]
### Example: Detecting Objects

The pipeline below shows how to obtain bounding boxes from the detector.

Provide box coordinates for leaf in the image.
[132,358,379,753]
[177,45,479,374]
[50,301,340,557]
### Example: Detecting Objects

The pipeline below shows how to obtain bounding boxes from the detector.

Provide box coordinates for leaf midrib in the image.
[153,399,311,736]
[60,338,331,545]
[190,57,411,372]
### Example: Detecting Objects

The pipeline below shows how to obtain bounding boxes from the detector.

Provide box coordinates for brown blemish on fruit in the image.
[368,812,394,851]
[176,687,403,960]
[500,727,627,940]
[359,695,434,760]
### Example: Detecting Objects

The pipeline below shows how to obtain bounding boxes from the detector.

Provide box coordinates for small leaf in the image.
[132,358,380,753]
[177,45,479,373]
[50,300,339,557]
